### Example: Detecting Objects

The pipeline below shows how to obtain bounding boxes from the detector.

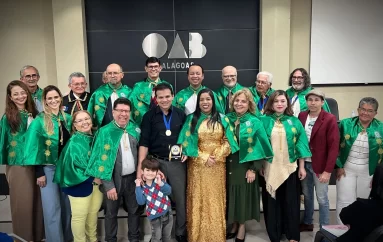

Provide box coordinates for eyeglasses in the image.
[223,75,236,79]
[291,76,304,80]
[147,65,160,69]
[114,109,130,114]
[71,82,87,87]
[74,117,91,124]
[256,80,268,86]
[106,72,122,76]
[23,74,39,80]
[358,107,376,115]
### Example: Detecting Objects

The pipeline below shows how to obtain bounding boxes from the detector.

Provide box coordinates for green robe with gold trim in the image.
[23,112,72,165]
[173,85,224,115]
[53,131,94,187]
[286,86,331,113]
[260,114,311,162]
[215,83,244,113]
[87,83,132,128]
[0,111,32,165]
[85,120,140,180]
[177,113,239,157]
[337,117,383,175]
[129,78,172,125]
[226,112,274,164]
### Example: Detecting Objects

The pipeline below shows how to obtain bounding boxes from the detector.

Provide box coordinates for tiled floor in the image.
[0,185,337,241]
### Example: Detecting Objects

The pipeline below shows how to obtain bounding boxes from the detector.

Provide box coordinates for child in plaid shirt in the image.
[135,158,173,242]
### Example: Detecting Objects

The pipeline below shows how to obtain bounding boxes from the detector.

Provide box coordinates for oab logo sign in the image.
[142,33,207,59]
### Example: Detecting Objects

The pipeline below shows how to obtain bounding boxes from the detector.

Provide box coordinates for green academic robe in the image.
[226,112,274,164]
[260,114,312,162]
[31,86,43,103]
[177,113,239,157]
[286,86,331,113]
[173,85,224,114]
[0,111,32,165]
[87,83,132,128]
[337,117,383,175]
[129,78,173,125]
[249,87,275,116]
[215,83,244,113]
[23,112,72,165]
[85,120,140,180]
[53,131,94,187]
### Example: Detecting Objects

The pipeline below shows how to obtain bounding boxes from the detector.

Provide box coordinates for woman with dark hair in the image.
[0,80,44,241]
[177,88,239,242]
[286,68,330,116]
[54,110,103,242]
[24,85,73,242]
[260,90,311,242]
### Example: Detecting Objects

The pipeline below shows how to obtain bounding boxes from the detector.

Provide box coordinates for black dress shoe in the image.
[235,238,245,242]
[176,235,188,242]
[226,232,237,239]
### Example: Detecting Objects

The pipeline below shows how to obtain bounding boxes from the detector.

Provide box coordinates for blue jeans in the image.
[40,165,73,242]
[301,162,330,226]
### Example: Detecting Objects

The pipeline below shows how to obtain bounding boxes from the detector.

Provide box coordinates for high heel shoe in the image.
[226,231,237,240]
[235,237,245,242]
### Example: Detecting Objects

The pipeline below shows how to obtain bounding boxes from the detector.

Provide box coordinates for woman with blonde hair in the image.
[225,88,273,241]
[0,80,44,242]
[54,110,103,242]
[24,85,73,242]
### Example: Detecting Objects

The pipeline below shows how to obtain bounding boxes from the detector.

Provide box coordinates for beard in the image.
[292,83,305,91]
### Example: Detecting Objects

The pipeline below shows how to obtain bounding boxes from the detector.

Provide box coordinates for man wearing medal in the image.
[138,83,188,242]
[62,72,91,115]
[85,97,142,242]
[249,71,275,115]
[129,57,173,126]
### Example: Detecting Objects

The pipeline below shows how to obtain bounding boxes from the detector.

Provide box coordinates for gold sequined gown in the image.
[187,120,231,242]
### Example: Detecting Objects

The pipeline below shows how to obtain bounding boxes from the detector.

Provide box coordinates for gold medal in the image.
[165,130,171,136]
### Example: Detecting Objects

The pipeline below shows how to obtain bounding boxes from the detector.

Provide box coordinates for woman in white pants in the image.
[336,97,383,224]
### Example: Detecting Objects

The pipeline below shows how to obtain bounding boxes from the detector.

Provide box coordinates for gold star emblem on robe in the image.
[140,94,145,99]
[186,131,191,137]
[99,166,105,172]
[45,150,51,156]
[247,148,253,153]
[247,137,253,143]
[10,141,17,147]
[99,97,105,103]
[104,144,110,150]
[101,154,108,161]
[45,140,52,146]
[9,151,16,158]
[95,105,100,111]
[345,134,350,140]
[138,102,143,107]
[247,128,252,134]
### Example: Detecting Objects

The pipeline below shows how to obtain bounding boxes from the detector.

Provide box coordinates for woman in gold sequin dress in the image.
[177,89,239,242]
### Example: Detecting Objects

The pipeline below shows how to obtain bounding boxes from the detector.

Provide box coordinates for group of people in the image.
[1,57,382,242]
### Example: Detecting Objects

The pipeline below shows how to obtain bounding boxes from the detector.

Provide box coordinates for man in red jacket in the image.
[298,89,340,231]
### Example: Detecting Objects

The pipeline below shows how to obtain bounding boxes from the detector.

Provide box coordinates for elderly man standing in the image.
[86,98,141,242]
[62,72,91,115]
[20,65,44,112]
[129,57,173,125]
[215,66,243,114]
[88,63,132,128]
[286,68,330,117]
[249,71,275,115]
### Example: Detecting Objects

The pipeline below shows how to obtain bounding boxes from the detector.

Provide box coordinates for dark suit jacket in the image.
[298,110,340,174]
[62,91,90,115]
[101,134,138,193]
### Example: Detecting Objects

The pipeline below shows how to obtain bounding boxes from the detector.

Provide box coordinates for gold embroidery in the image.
[230,126,234,131]
[293,137,297,143]
[247,128,252,134]
[291,127,297,134]
[224,117,229,122]
[183,141,188,147]
[88,151,91,156]
[10,141,17,147]
[234,136,237,141]
[219,96,223,100]
[101,154,108,161]
[138,101,143,107]
[186,131,191,137]
[45,140,52,146]
[378,148,383,155]
[247,147,253,153]
[99,166,105,172]
[9,151,16,158]
[178,98,183,102]
[140,94,145,99]
[47,131,54,136]
[247,137,253,143]
[134,110,139,116]
[99,97,105,103]
[45,150,51,156]
[95,105,100,111]
[340,142,345,148]
[345,134,350,140]
[377,138,382,145]
[104,144,110,150]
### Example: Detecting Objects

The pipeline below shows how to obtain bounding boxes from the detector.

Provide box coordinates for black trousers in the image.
[157,158,187,237]
[104,173,141,242]
[262,170,301,242]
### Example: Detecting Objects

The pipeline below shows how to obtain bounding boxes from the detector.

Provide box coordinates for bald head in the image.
[222,66,237,88]
[106,63,124,85]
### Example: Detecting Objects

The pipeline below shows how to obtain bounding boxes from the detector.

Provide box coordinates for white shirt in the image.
[346,132,369,165]
[120,133,136,175]
[291,94,301,117]
[304,116,318,162]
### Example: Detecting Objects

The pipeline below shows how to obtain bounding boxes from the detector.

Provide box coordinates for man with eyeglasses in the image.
[286,68,330,117]
[215,66,243,114]
[86,97,142,242]
[20,65,43,112]
[249,71,275,115]
[88,63,132,129]
[173,64,224,115]
[129,57,173,125]
[62,72,91,115]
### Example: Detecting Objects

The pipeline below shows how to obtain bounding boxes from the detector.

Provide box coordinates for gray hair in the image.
[257,71,273,84]
[68,72,86,84]
[359,97,379,111]
[20,65,39,78]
